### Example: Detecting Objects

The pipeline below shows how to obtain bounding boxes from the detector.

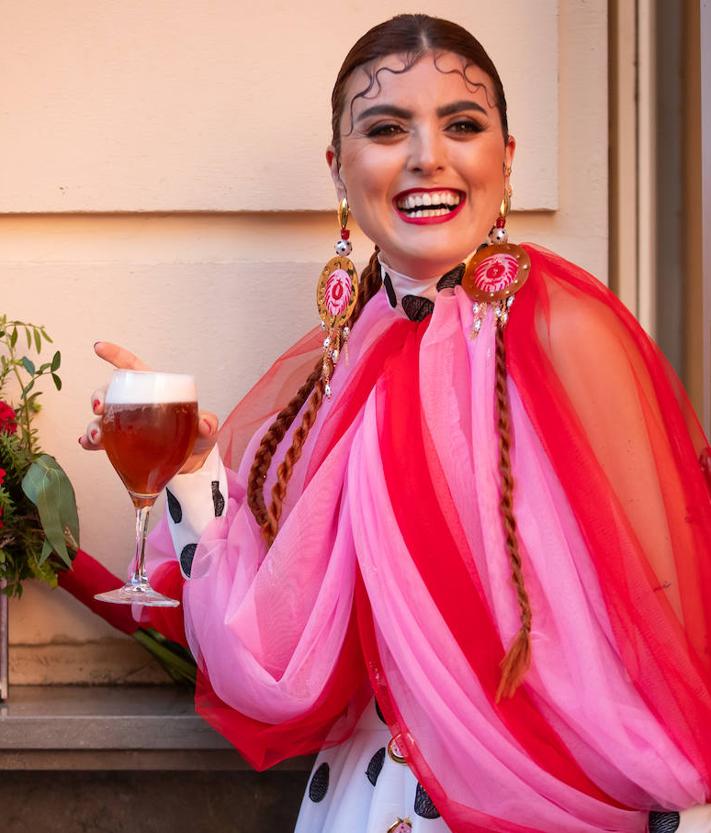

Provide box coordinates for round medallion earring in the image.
[315,197,359,397]
[462,177,531,338]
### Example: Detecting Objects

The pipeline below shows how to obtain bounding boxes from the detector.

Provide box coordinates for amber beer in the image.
[102,371,198,506]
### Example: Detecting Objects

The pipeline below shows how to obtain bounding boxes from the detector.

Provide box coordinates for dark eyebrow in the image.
[355,99,487,123]
[355,104,412,122]
[436,100,487,117]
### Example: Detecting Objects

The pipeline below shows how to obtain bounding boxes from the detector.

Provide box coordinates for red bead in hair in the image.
[496,216,506,228]
[341,229,351,240]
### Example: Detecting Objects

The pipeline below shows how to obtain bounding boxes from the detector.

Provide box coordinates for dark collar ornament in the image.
[384,263,466,322]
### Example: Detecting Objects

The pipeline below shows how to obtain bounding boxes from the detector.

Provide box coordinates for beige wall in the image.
[0,0,608,682]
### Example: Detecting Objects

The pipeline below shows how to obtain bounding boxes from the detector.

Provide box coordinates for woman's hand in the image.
[79,341,219,475]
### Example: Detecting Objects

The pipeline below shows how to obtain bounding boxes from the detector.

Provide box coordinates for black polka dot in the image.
[648,812,681,833]
[166,489,182,523]
[414,782,440,819]
[365,747,385,786]
[180,543,197,577]
[375,699,387,724]
[308,761,329,802]
[211,480,225,517]
[383,272,397,308]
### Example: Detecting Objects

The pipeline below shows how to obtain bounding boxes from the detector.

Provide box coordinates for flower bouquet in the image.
[0,316,78,596]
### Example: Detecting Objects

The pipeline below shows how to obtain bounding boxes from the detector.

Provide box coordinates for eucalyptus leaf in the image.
[10,328,17,348]
[24,327,30,349]
[21,454,79,568]
[51,350,61,371]
[51,373,62,391]
[33,328,41,353]
[21,357,35,375]
[40,328,53,344]
[38,538,53,565]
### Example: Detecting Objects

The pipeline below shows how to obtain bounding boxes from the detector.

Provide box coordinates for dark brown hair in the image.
[331,13,509,158]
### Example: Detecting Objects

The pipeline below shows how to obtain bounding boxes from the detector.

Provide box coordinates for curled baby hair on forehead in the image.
[330,13,509,160]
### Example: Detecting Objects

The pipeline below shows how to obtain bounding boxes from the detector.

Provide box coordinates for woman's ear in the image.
[505,135,517,171]
[325,146,347,201]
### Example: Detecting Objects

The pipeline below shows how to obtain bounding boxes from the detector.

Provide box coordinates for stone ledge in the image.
[9,639,173,685]
[0,686,314,772]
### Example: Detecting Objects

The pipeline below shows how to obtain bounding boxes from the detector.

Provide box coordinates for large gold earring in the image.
[462,179,530,338]
[315,198,359,397]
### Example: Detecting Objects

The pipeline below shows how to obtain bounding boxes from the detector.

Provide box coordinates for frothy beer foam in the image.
[105,370,197,405]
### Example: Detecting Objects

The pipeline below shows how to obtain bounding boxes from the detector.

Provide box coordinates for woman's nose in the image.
[407,128,446,175]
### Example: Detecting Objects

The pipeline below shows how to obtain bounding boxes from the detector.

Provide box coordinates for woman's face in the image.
[327,51,515,280]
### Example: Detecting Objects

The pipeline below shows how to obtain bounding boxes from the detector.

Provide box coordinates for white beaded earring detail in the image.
[315,198,359,397]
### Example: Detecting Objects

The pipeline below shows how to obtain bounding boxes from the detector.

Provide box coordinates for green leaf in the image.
[40,328,53,344]
[24,327,31,349]
[51,373,62,391]
[38,538,53,565]
[20,356,35,375]
[21,454,80,568]
[10,328,18,348]
[51,351,61,371]
[22,379,35,396]
[33,328,41,353]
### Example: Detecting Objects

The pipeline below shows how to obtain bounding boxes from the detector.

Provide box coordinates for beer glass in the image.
[94,370,199,607]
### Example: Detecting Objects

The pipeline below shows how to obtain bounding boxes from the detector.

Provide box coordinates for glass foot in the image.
[94,581,180,607]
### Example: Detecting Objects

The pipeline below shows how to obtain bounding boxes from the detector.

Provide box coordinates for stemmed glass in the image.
[94,370,198,607]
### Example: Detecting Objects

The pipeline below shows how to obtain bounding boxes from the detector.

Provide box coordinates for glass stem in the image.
[131,504,151,586]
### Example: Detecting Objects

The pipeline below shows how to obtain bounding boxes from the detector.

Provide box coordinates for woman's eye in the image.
[447,119,484,134]
[366,123,405,138]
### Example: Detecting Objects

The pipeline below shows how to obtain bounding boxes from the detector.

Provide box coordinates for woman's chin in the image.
[382,241,479,277]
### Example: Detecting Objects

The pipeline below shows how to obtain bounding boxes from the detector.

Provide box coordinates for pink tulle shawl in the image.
[144,244,711,832]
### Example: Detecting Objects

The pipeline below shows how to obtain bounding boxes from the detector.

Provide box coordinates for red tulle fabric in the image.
[167,244,711,829]
[507,245,711,785]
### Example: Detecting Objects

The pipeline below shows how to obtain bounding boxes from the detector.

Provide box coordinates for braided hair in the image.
[247,249,382,546]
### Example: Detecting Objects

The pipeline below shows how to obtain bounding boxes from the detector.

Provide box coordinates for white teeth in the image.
[407,207,450,219]
[397,190,462,210]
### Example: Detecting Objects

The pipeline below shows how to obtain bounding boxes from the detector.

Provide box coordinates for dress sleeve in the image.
[163,445,229,579]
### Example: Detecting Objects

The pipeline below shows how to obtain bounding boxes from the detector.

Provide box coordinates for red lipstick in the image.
[392,189,466,225]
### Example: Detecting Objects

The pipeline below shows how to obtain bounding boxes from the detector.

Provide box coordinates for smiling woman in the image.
[81,12,711,833]
[328,49,513,280]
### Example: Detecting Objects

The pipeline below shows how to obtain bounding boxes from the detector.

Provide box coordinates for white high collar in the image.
[377,255,440,305]
[377,252,477,312]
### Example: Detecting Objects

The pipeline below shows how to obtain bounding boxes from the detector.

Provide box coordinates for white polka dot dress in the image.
[165,449,451,833]
[164,445,228,578]
[294,700,450,833]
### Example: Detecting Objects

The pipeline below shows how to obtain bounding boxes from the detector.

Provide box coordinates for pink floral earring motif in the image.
[316,198,359,397]
[462,168,530,338]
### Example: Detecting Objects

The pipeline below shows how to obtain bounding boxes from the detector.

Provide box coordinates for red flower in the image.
[0,402,17,435]
[0,467,5,484]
